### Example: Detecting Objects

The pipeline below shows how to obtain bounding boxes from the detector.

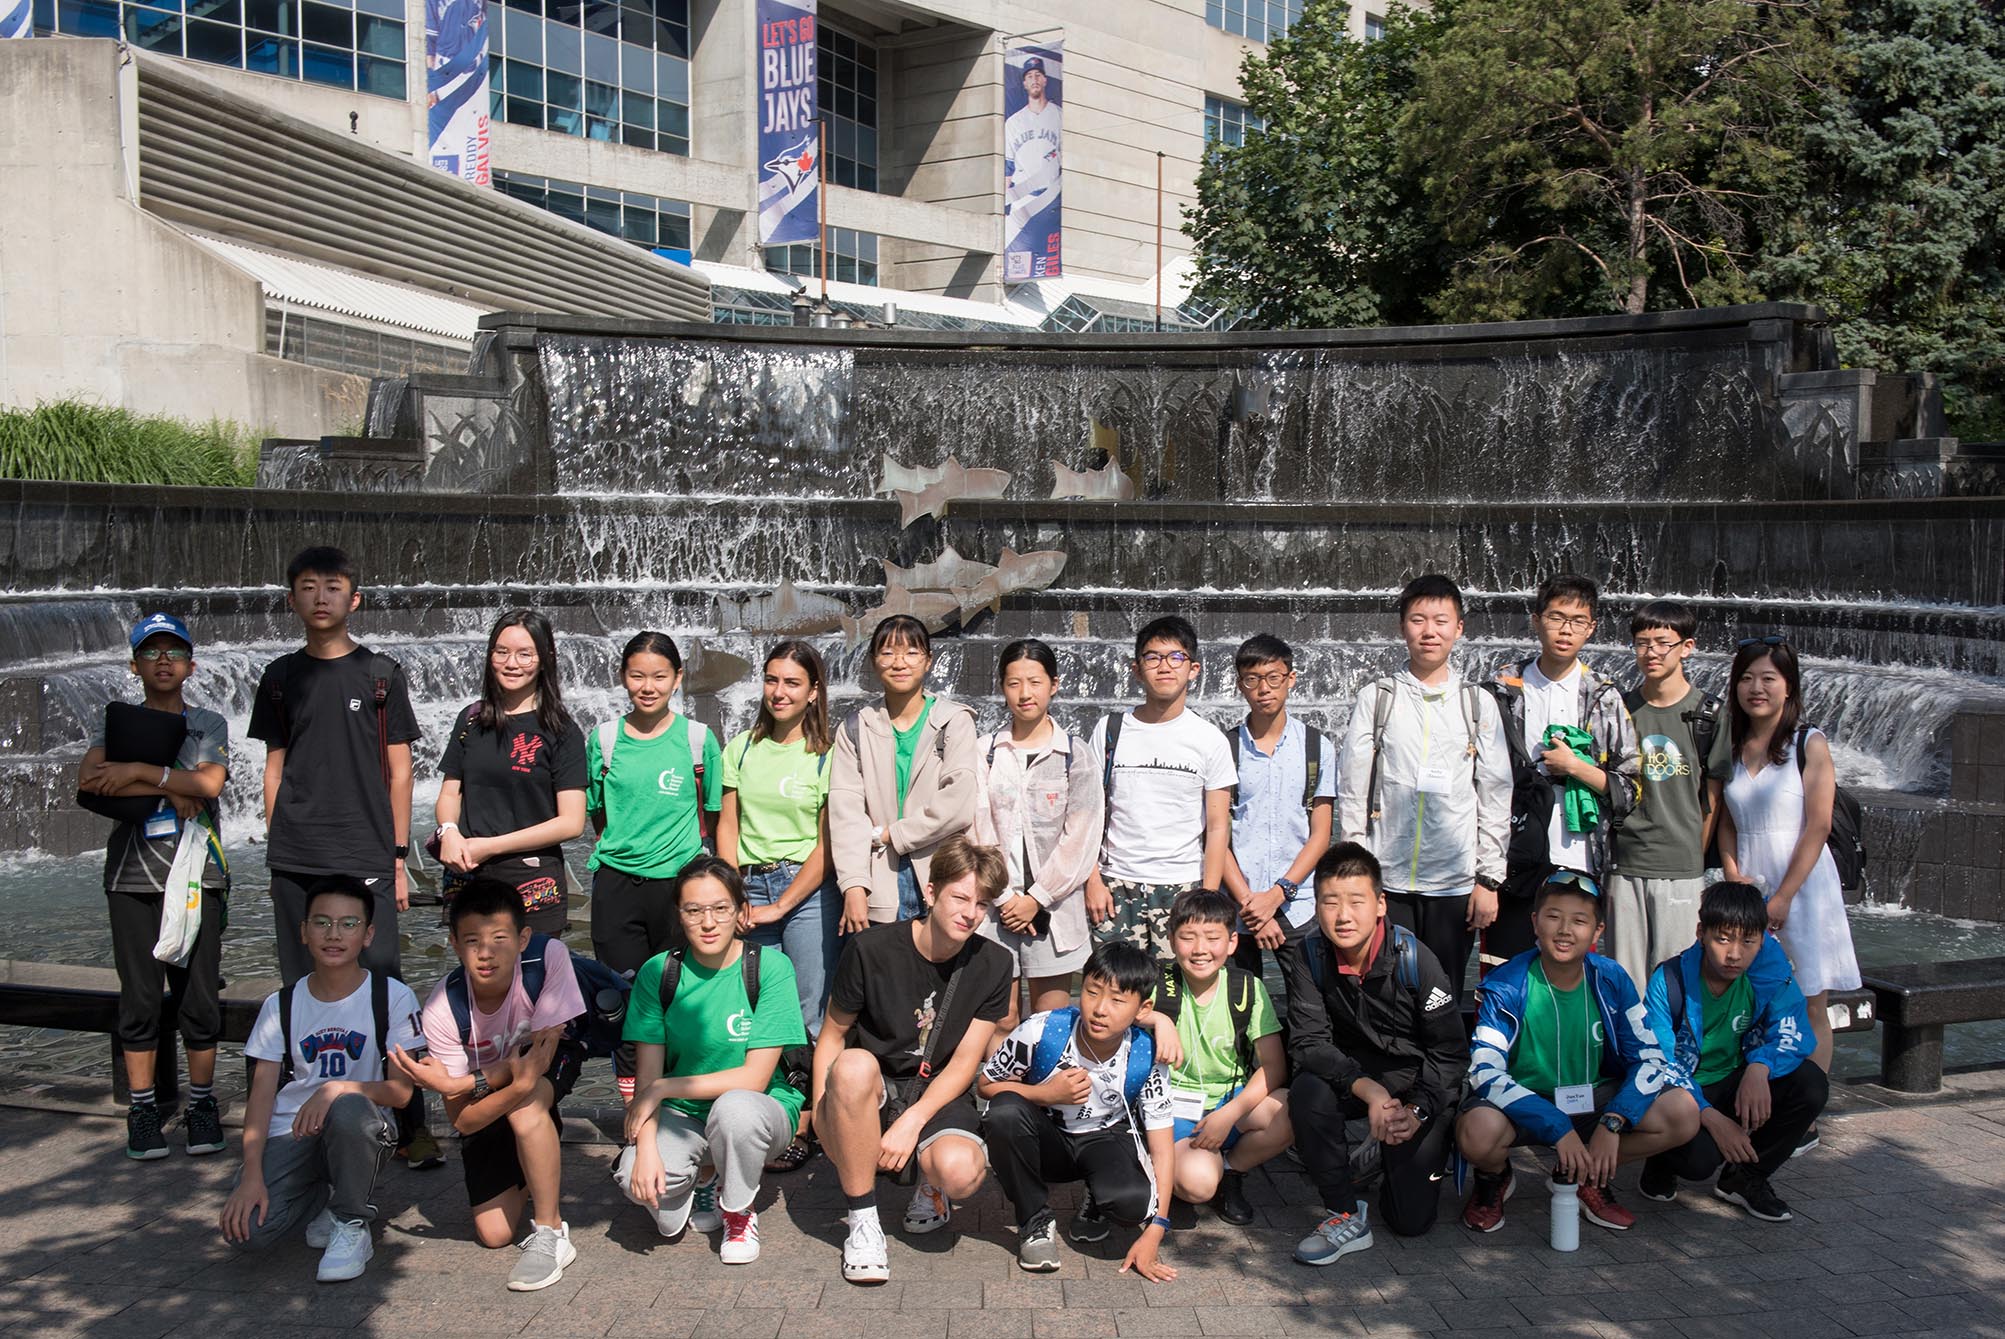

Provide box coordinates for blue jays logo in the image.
[302,1027,368,1078]
[763,133,818,193]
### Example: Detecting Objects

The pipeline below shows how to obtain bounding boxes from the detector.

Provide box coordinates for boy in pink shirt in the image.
[391,879,584,1292]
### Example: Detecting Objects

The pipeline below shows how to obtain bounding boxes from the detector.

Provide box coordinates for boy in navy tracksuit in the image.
[1640,881,1827,1223]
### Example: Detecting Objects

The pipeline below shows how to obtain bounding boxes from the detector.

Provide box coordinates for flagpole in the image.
[818,119,828,302]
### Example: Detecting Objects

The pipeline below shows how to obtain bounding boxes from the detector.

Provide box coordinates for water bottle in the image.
[1549,1180,1580,1252]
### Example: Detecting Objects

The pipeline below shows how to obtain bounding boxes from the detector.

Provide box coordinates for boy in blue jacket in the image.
[1640,881,1827,1222]
[1455,872,1697,1233]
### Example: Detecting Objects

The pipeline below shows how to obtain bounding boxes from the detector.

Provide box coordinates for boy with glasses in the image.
[1607,599,1720,991]
[1482,575,1641,966]
[1086,616,1237,960]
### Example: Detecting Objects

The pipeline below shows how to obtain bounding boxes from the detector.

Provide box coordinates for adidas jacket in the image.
[1280,925,1469,1120]
[1644,935,1810,1110]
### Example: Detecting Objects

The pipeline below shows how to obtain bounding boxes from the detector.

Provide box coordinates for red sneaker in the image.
[1461,1167,1514,1232]
[1578,1181,1635,1231]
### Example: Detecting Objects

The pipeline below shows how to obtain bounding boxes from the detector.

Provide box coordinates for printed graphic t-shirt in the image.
[981,1011,1174,1134]
[90,703,232,892]
[1091,710,1238,884]
[245,972,425,1136]
[623,944,808,1127]
[1170,970,1281,1109]
[441,708,589,866]
[721,732,830,866]
[585,715,723,878]
[1614,686,1709,879]
[419,936,585,1078]
[1694,971,1756,1085]
[828,921,1013,1082]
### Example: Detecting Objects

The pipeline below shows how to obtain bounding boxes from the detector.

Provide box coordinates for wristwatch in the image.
[1599,1112,1628,1134]
[1275,876,1301,897]
[470,1071,491,1102]
[393,843,409,860]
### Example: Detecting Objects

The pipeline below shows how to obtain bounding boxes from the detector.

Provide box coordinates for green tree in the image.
[1760,0,2005,439]
[1185,1,1447,328]
[1404,0,1840,319]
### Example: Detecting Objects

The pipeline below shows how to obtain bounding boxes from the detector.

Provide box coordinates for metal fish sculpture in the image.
[840,576,963,646]
[881,544,999,596]
[713,579,847,637]
[876,453,950,496]
[678,641,755,696]
[952,546,1071,623]
[892,457,1013,527]
[1050,459,1137,501]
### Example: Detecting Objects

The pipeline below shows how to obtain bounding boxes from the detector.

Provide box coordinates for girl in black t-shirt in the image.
[433,609,589,937]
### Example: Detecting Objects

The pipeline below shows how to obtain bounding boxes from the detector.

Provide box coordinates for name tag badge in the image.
[144,807,181,840]
[1554,1083,1596,1116]
[1170,1086,1207,1123]
[1416,764,1454,796]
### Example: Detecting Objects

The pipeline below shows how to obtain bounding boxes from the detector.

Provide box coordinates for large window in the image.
[495,170,691,251]
[1204,0,1302,43]
[38,0,406,96]
[1364,11,1384,40]
[487,0,689,154]
[1204,95,1264,148]
[817,23,877,190]
[765,226,878,285]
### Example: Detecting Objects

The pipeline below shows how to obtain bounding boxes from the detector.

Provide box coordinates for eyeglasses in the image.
[135,647,192,663]
[1736,635,1788,650]
[1540,613,1594,632]
[1139,650,1192,667]
[874,647,926,664]
[1237,669,1291,689]
[308,915,367,935]
[679,905,736,924]
[1631,637,1685,655]
[490,649,541,665]
[1542,871,1603,900]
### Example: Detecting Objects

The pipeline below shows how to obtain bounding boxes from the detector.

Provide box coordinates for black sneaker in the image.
[1215,1170,1255,1226]
[1638,1161,1677,1202]
[1715,1170,1792,1222]
[184,1095,226,1156]
[1068,1196,1111,1244]
[1790,1124,1820,1159]
[126,1103,169,1161]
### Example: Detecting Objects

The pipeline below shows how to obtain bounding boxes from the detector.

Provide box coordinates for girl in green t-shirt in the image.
[614,855,807,1265]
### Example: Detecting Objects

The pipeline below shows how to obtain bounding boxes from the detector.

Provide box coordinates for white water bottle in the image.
[1549,1180,1580,1252]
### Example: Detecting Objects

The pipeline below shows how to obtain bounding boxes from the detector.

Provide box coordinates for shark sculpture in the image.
[882,543,1069,624]
[889,456,1013,527]
[840,575,963,646]
[876,453,951,496]
[713,579,847,637]
[1051,459,1137,501]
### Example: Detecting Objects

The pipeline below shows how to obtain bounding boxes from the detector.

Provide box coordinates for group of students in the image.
[82,547,1863,1293]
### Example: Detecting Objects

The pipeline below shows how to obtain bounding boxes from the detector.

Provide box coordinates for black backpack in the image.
[1227,723,1329,812]
[278,970,392,1085]
[654,942,815,1090]
[1796,726,1867,892]
[441,932,633,1060]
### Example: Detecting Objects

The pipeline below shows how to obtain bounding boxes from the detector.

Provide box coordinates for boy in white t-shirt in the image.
[221,878,423,1283]
[1085,616,1237,960]
[390,878,585,1292]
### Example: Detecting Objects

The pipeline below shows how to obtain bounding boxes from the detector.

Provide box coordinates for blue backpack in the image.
[442,932,632,1061]
[1025,1006,1157,1109]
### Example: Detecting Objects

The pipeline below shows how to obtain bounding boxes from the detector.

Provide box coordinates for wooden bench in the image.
[0,960,280,1110]
[1860,956,2005,1092]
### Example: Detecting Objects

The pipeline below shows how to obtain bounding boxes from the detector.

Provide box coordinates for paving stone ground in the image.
[3,1075,2004,1339]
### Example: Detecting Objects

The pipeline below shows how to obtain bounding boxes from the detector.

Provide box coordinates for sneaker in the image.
[719,1208,761,1265]
[1215,1169,1255,1226]
[507,1222,577,1292]
[397,1127,445,1172]
[1790,1124,1820,1159]
[1576,1181,1636,1231]
[304,1206,338,1250]
[125,1104,169,1161]
[316,1218,373,1284]
[903,1181,952,1235]
[1293,1200,1374,1266]
[1018,1211,1062,1273]
[1460,1167,1514,1232]
[649,1185,695,1240]
[1715,1169,1793,1223]
[690,1175,722,1233]
[184,1095,226,1156]
[1067,1196,1110,1244]
[1638,1162,1678,1203]
[842,1212,891,1285]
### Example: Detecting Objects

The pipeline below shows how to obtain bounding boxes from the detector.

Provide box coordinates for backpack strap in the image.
[1794,724,1812,772]
[1684,693,1724,815]
[1302,730,1324,812]
[1665,956,1687,1035]
[278,981,298,1084]
[742,941,762,1016]
[739,733,756,769]
[1460,684,1482,762]
[1224,964,1258,1083]
[1099,713,1123,813]
[597,718,620,779]
[366,650,395,789]
[688,717,715,840]
[842,711,862,755]
[1027,1006,1080,1086]
[443,966,474,1049]
[1227,726,1241,804]
[1389,923,1422,993]
[658,950,684,1014]
[1123,1026,1156,1107]
[1363,677,1396,833]
[370,969,391,1080]
[520,933,551,1004]
[1153,962,1183,1025]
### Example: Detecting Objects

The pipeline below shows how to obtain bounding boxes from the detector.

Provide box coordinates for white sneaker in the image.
[842,1211,890,1285]
[690,1174,722,1233]
[903,1181,951,1235]
[303,1206,337,1250]
[508,1221,577,1291]
[316,1219,373,1284]
[650,1187,695,1239]
[719,1208,761,1265]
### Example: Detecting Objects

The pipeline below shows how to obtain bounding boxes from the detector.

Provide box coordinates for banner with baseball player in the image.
[1002,39,1063,282]
[425,0,491,185]
[756,0,820,246]
[2,0,34,38]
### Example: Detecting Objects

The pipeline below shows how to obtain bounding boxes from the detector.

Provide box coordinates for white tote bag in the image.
[153,814,211,966]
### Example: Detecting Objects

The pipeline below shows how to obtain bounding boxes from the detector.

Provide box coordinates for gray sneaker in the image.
[1067,1197,1111,1244]
[1018,1211,1062,1273]
[303,1206,338,1250]
[507,1221,577,1292]
[1293,1201,1374,1266]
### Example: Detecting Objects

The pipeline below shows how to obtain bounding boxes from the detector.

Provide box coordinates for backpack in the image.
[278,970,391,1085]
[986,728,1074,778]
[267,648,399,788]
[1227,723,1328,812]
[1362,677,1483,834]
[1303,922,1424,994]
[1683,693,1725,818]
[653,942,816,1086]
[1796,726,1867,891]
[441,932,633,1061]
[1152,962,1261,1087]
[842,708,952,767]
[1025,1006,1157,1109]
[599,715,716,840]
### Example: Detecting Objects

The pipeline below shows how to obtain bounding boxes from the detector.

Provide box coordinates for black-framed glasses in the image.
[135,647,192,662]
[1542,871,1603,900]
[1736,635,1788,650]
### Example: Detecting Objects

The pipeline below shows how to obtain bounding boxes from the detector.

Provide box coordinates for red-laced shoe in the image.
[719,1207,761,1264]
[1461,1167,1514,1232]
[1577,1181,1635,1231]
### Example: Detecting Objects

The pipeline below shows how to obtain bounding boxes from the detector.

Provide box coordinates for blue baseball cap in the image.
[1022,55,1046,75]
[129,612,194,652]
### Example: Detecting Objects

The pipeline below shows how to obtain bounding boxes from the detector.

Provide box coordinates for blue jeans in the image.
[742,860,838,1037]
[896,856,924,922]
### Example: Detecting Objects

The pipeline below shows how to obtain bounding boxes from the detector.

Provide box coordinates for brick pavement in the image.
[2,1079,2004,1339]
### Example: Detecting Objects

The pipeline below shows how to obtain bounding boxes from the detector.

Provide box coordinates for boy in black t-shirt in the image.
[248,546,433,1163]
[815,835,1014,1286]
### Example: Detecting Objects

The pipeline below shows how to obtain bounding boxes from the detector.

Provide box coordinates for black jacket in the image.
[1281,925,1469,1120]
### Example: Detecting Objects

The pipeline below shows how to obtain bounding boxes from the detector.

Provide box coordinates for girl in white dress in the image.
[1714,637,1861,1075]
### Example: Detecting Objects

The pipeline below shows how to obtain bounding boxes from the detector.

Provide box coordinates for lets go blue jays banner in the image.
[1003,40,1063,282]
[756,0,819,246]
[2,0,34,38]
[426,0,491,185]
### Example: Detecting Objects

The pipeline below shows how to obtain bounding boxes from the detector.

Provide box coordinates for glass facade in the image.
[765,226,878,286]
[266,309,464,376]
[817,22,877,191]
[486,0,689,154]
[1204,0,1301,43]
[38,0,406,96]
[495,170,691,250]
[1204,95,1264,148]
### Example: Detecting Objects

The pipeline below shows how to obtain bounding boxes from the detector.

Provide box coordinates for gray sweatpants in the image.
[612,1088,792,1216]
[237,1092,395,1250]
[1603,872,1708,992]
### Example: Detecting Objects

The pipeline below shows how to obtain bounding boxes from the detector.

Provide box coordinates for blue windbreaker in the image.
[1643,934,1811,1110]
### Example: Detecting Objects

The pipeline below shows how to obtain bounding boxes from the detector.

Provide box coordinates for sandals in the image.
[765,1136,816,1174]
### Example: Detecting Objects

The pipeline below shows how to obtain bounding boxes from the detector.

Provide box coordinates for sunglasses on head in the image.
[1736,635,1788,650]
[1542,871,1603,900]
